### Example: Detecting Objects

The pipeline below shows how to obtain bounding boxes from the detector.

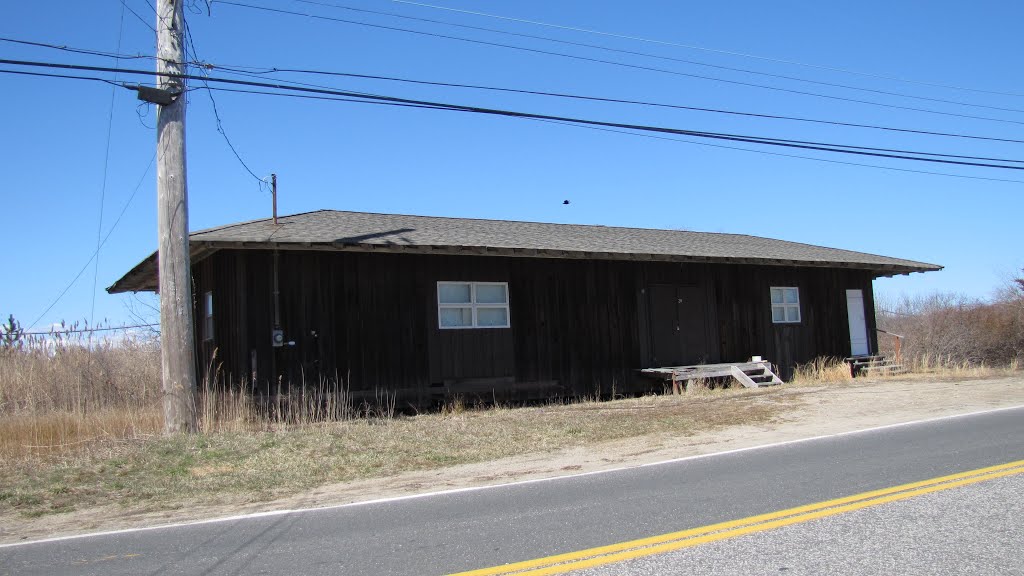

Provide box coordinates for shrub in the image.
[876,290,1024,366]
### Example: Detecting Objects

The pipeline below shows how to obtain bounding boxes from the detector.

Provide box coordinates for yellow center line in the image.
[448,459,1024,576]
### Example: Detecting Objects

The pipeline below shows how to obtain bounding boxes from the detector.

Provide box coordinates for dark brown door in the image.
[650,284,709,367]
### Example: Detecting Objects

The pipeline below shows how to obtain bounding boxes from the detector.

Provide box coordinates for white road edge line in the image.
[3,403,1023,549]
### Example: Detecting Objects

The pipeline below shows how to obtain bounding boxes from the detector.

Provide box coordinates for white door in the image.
[846,289,869,356]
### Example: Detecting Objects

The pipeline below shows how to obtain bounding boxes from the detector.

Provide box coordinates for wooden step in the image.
[640,361,783,390]
[847,355,905,377]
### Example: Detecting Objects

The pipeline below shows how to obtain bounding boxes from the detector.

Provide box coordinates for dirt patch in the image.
[1,374,1022,544]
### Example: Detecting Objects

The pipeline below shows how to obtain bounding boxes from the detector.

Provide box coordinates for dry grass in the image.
[0,327,786,520]
[789,354,1022,386]
[0,341,783,519]
[7,326,1016,523]
[0,333,163,460]
[790,357,854,385]
[894,354,1021,381]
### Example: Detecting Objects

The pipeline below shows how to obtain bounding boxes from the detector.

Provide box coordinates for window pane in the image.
[784,288,799,304]
[772,307,784,322]
[476,284,507,304]
[440,307,472,327]
[770,288,783,304]
[205,292,213,317]
[477,307,509,327]
[439,283,471,304]
[786,306,800,322]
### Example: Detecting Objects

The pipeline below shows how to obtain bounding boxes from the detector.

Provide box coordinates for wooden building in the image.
[109,210,940,405]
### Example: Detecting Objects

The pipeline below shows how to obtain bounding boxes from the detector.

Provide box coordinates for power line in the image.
[91,2,129,333]
[209,64,1024,146]
[16,323,160,337]
[0,67,136,87]
[215,64,1024,166]
[205,85,1024,184]
[198,85,1024,170]
[27,154,156,331]
[532,119,1024,186]
[288,0,1024,116]
[117,0,157,33]
[3,58,1023,170]
[9,34,1024,145]
[0,37,157,61]
[182,20,268,192]
[385,0,1024,99]
[211,0,1024,127]
[199,82,1024,169]
[203,85,455,111]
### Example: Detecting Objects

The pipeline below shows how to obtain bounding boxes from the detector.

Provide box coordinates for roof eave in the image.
[108,240,941,293]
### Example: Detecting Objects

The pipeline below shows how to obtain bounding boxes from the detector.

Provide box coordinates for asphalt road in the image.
[2,406,1022,576]
[577,472,1024,576]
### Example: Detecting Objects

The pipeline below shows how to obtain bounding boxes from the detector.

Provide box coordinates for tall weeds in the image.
[791,357,853,384]
[0,328,374,461]
[0,329,163,459]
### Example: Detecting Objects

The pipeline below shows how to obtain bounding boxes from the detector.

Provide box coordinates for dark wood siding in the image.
[191,250,879,405]
[711,264,876,379]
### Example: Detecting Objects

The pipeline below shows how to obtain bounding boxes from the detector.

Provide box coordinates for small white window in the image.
[203,291,214,340]
[770,287,800,324]
[438,282,510,329]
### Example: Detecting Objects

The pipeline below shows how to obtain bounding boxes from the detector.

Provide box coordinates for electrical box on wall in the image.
[271,329,285,348]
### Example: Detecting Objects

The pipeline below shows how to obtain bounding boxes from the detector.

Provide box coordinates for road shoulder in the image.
[2,374,1022,545]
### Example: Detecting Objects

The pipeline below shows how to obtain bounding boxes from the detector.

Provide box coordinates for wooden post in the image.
[157,0,197,433]
[272,173,278,225]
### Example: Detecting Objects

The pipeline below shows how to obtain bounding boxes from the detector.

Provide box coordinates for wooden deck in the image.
[640,361,783,391]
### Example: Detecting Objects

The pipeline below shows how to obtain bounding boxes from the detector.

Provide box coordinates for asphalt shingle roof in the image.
[108,210,941,293]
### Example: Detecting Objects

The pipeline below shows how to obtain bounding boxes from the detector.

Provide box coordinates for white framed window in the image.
[770,287,801,324]
[438,282,510,329]
[203,291,214,341]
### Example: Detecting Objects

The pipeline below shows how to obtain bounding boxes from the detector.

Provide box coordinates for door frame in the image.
[648,283,713,367]
[846,289,870,357]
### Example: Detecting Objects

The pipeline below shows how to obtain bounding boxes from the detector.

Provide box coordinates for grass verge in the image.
[0,386,780,520]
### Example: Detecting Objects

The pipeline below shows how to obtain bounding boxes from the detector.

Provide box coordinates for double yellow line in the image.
[449,459,1024,576]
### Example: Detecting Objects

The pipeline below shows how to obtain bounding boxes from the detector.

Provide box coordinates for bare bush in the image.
[876,290,1024,367]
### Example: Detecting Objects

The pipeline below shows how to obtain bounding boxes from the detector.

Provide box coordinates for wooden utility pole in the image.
[156,0,197,433]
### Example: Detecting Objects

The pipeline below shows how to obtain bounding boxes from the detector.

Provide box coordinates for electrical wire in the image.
[195,85,1024,170]
[17,323,160,337]
[204,85,1024,184]
[532,119,1024,186]
[213,64,1024,165]
[288,0,1024,115]
[182,20,267,191]
[0,37,157,61]
[3,58,1023,169]
[385,0,1024,99]
[202,85,457,110]
[118,0,157,33]
[27,154,157,331]
[91,2,129,333]
[8,34,1024,145]
[0,67,135,88]
[208,63,1024,146]
[212,0,1024,127]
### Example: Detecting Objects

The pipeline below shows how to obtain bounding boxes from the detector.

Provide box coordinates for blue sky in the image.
[2,0,1023,332]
